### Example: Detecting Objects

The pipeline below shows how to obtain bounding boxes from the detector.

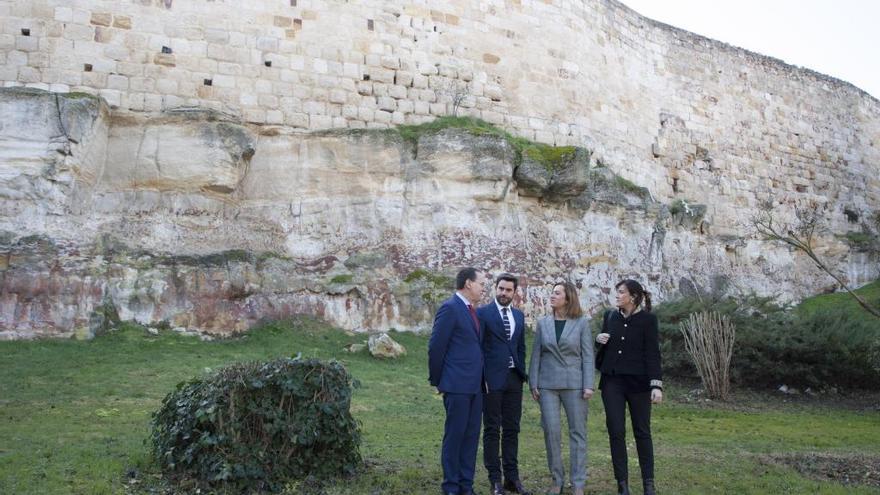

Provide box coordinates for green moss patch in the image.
[396,116,581,171]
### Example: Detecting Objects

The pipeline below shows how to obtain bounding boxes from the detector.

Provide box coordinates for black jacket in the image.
[596,309,663,389]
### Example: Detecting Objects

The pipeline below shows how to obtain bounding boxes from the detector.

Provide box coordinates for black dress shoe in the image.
[490,481,505,495]
[617,480,631,495]
[503,479,531,495]
[642,478,656,495]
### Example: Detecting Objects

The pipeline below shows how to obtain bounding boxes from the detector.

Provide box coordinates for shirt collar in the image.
[455,292,472,307]
[619,306,642,318]
[494,299,511,313]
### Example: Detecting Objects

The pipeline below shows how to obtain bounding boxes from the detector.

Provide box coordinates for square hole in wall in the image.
[264,60,272,67]
[367,19,374,31]
[203,78,212,86]
[84,63,93,72]
[21,28,30,36]
[362,74,370,81]
[290,0,296,5]
[161,46,172,54]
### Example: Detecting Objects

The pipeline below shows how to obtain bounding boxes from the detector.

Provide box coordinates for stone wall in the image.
[0,0,878,338]
[2,1,878,220]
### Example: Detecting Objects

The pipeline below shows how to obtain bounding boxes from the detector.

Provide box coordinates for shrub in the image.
[733,306,879,390]
[680,311,736,400]
[654,296,880,390]
[151,357,361,492]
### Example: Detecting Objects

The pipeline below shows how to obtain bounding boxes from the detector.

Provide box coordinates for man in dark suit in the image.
[478,273,530,495]
[429,267,488,495]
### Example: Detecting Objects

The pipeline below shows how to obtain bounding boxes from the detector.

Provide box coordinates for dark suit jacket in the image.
[428,294,485,394]
[478,303,527,392]
[596,309,662,384]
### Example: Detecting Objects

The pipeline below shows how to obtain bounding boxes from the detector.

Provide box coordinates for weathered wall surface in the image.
[0,0,878,338]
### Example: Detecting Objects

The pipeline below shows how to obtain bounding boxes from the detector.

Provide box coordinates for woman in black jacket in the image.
[595,279,662,495]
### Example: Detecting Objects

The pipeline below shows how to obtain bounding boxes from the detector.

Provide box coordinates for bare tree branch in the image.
[752,203,880,318]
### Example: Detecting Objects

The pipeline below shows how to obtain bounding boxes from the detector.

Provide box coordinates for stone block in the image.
[15,35,39,52]
[288,112,308,128]
[412,74,428,89]
[54,6,73,22]
[63,23,94,41]
[343,62,360,79]
[244,108,267,123]
[212,74,235,88]
[390,84,407,99]
[377,96,396,112]
[113,15,131,30]
[153,53,175,67]
[381,56,400,70]
[309,114,332,129]
[266,110,284,124]
[357,106,374,121]
[107,74,128,90]
[90,12,112,27]
[329,89,347,104]
[156,78,178,94]
[374,109,392,123]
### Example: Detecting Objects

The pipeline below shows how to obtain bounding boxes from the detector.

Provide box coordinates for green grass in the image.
[797,280,880,319]
[2,318,879,494]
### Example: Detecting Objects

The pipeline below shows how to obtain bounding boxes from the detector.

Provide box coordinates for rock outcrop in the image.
[0,88,876,339]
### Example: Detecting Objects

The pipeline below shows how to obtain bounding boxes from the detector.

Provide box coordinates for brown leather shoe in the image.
[503,479,532,495]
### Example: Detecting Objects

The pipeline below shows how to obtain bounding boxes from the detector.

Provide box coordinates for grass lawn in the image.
[1,316,878,494]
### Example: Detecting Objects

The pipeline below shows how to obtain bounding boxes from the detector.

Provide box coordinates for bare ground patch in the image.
[765,452,880,488]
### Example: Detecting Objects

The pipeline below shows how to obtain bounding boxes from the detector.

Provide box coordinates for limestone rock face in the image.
[0,88,877,339]
[0,88,109,223]
[515,148,589,200]
[104,110,255,195]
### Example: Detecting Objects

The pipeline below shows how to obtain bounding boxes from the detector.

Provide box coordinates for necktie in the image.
[501,307,512,340]
[467,304,480,335]
[502,307,514,368]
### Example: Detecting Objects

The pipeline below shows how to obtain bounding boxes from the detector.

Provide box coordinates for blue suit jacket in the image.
[428,295,485,394]
[478,303,527,392]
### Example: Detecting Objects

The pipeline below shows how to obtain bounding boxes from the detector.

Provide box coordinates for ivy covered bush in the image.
[151,357,361,492]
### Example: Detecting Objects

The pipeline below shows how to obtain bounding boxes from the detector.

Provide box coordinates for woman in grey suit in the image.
[528,282,595,495]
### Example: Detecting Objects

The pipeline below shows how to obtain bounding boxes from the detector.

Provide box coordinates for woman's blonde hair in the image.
[554,281,583,319]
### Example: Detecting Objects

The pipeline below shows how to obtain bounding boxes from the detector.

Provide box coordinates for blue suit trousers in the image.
[441,392,483,493]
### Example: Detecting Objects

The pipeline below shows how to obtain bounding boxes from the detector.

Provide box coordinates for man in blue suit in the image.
[429,267,488,495]
[478,273,530,495]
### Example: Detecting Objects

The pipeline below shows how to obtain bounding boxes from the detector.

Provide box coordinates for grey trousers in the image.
[538,388,589,488]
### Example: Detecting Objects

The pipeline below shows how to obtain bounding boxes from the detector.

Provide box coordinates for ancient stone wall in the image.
[2,1,878,219]
[0,0,878,338]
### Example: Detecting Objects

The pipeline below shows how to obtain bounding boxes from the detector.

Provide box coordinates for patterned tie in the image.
[502,307,514,368]
[501,307,512,340]
[467,304,480,335]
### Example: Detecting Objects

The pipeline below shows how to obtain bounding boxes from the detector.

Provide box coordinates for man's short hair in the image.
[456,267,479,290]
[495,272,518,290]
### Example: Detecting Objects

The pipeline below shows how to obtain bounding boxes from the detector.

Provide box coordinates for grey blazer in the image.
[528,315,595,391]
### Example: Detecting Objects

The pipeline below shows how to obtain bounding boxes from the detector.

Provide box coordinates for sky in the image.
[620,0,880,99]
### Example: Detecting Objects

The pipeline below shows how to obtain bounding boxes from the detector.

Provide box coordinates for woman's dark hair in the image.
[615,279,652,312]
[554,281,583,319]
